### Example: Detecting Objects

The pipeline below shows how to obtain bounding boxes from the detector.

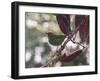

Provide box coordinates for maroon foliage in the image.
[56,14,71,35]
[86,35,89,44]
[59,49,82,62]
[75,15,89,44]
[75,15,84,28]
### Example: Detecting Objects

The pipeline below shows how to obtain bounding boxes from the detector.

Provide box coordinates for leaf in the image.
[75,15,89,44]
[59,49,82,62]
[47,33,65,46]
[75,15,84,28]
[56,14,71,35]
[86,35,89,44]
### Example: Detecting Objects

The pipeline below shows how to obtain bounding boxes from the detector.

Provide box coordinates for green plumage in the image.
[47,32,65,46]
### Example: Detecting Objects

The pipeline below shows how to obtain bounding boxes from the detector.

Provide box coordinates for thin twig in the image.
[42,33,74,67]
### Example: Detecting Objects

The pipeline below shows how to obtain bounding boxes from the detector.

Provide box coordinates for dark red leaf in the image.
[56,14,71,35]
[75,15,89,44]
[59,49,82,62]
[75,15,84,28]
[86,35,89,44]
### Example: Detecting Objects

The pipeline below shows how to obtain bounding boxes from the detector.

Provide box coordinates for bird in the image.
[46,32,65,46]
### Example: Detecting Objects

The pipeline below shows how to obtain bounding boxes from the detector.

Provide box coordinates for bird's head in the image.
[46,32,53,37]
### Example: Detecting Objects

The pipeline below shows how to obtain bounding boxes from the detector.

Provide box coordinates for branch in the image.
[41,33,74,67]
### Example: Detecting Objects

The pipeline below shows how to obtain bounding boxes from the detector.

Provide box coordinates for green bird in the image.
[47,32,65,46]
